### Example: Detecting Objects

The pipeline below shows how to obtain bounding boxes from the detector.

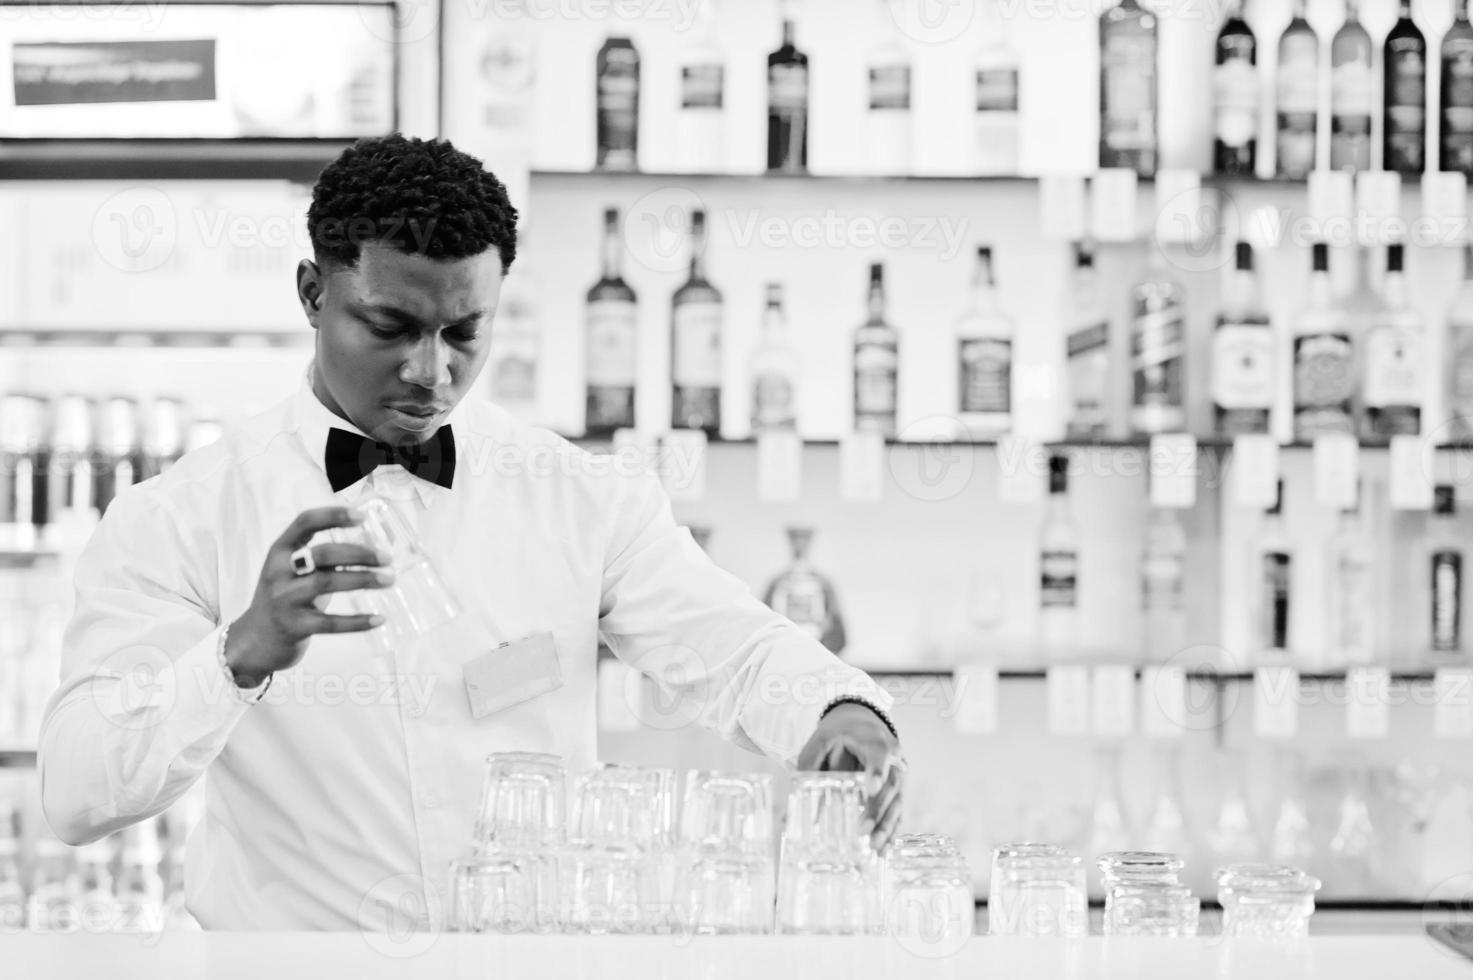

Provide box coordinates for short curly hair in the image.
[307,134,519,272]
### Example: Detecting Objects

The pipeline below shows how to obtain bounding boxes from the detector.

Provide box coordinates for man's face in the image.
[298,242,503,445]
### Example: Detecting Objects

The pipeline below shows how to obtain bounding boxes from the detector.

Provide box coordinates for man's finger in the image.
[866,761,903,825]
[275,507,363,554]
[298,610,384,635]
[871,792,902,852]
[310,542,391,570]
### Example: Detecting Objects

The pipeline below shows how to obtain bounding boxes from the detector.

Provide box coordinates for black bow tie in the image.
[324,426,456,493]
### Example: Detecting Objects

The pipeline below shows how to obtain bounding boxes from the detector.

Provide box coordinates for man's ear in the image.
[297,259,325,325]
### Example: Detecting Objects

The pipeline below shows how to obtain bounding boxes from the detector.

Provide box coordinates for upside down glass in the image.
[1098,851,1198,937]
[886,845,973,946]
[1217,864,1321,939]
[679,772,775,934]
[329,495,461,657]
[989,844,1086,938]
[459,752,565,932]
[777,772,882,935]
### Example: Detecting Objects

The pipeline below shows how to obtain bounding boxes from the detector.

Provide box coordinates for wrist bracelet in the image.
[218,621,272,703]
[820,695,899,742]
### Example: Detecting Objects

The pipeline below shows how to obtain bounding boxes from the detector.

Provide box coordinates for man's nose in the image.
[400,336,451,388]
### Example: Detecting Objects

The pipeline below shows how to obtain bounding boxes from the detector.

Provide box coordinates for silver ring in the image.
[290,545,316,576]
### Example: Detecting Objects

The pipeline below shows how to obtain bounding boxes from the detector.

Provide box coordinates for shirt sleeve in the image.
[597,469,892,767]
[37,483,256,846]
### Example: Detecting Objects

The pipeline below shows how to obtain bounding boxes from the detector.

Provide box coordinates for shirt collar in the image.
[288,363,468,508]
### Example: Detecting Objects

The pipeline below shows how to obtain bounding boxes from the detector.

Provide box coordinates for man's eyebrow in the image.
[356,302,486,328]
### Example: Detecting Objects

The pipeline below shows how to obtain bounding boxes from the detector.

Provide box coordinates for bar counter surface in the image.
[4,932,1471,979]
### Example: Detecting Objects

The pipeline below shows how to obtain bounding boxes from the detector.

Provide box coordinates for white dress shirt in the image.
[37,375,890,931]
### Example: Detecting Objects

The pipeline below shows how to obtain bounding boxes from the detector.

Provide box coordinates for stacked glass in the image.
[559,765,676,934]
[776,772,882,935]
[988,844,1087,938]
[884,834,973,945]
[677,771,776,934]
[1097,851,1199,937]
[450,752,565,933]
[1217,864,1322,939]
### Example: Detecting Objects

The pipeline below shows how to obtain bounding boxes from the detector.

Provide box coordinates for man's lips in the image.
[386,403,444,418]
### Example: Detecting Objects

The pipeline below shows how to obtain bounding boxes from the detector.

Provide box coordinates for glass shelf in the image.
[569,434,1473,453]
[0,139,354,182]
[864,666,1445,683]
[531,169,1321,189]
[0,328,310,348]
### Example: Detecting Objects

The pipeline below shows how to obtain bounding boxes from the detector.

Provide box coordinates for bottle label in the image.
[1211,322,1275,410]
[976,67,1019,113]
[752,373,796,429]
[1132,306,1185,410]
[1434,551,1463,651]
[1102,32,1156,150]
[1331,61,1375,120]
[868,65,911,111]
[775,583,826,634]
[1068,319,1110,433]
[769,64,808,113]
[1040,549,1078,608]
[681,63,724,109]
[1214,55,1259,148]
[597,56,638,166]
[585,300,638,386]
[672,300,723,387]
[958,337,1012,415]
[854,344,898,415]
[1334,552,1375,656]
[1293,332,1355,415]
[1278,35,1318,112]
[1142,553,1184,609]
[1261,551,1291,648]
[1452,340,1473,430]
[1363,328,1425,410]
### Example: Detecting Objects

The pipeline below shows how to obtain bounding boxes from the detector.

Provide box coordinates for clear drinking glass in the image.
[1098,851,1198,936]
[330,495,461,655]
[680,772,774,856]
[473,752,566,852]
[776,772,882,935]
[683,853,776,935]
[777,859,880,935]
[560,765,677,934]
[780,772,872,864]
[989,845,1086,938]
[1217,864,1321,939]
[886,855,974,947]
[677,772,776,935]
[449,854,542,934]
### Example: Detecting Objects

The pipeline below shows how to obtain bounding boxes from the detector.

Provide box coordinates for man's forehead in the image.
[342,244,501,315]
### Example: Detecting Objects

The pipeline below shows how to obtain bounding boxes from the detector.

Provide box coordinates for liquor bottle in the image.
[485,242,540,423]
[1330,0,1373,173]
[1066,242,1110,439]
[750,283,800,434]
[1129,250,1187,435]
[1212,242,1274,436]
[1214,0,1258,176]
[595,36,640,172]
[95,397,142,515]
[767,19,809,174]
[762,527,846,655]
[115,819,164,934]
[1339,245,1385,435]
[974,0,1021,176]
[585,208,638,437]
[141,397,185,481]
[1383,0,1427,175]
[1099,0,1158,176]
[865,0,912,175]
[1442,0,1473,176]
[1141,506,1187,663]
[676,0,724,173]
[27,834,79,932]
[1446,244,1473,441]
[0,395,42,552]
[1292,243,1355,439]
[1276,0,1319,179]
[1362,243,1424,439]
[956,245,1015,439]
[1253,480,1292,654]
[1326,489,1375,665]
[853,263,899,438]
[75,837,116,932]
[0,799,22,931]
[1039,453,1080,652]
[1429,485,1464,657]
[671,210,723,435]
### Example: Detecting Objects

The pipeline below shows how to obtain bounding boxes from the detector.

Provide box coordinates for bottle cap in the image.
[1235,241,1253,272]
[869,262,884,284]
[1435,484,1456,516]
[1075,241,1096,268]
[1311,243,1329,272]
[1387,243,1405,273]
[1268,479,1285,515]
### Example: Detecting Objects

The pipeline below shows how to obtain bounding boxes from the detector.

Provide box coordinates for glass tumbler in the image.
[1217,864,1321,939]
[329,495,461,655]
[473,752,566,852]
[886,855,974,947]
[990,845,1086,938]
[781,772,872,864]
[449,853,542,934]
[680,772,774,856]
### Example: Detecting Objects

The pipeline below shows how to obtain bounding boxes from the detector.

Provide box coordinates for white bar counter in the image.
[4,933,1471,980]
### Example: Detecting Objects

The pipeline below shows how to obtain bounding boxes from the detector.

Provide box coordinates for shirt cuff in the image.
[750,665,895,769]
[160,626,259,746]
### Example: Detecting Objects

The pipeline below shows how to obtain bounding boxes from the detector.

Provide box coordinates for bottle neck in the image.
[688,226,707,283]
[1384,269,1408,308]
[762,302,786,338]
[601,223,622,281]
[782,20,796,48]
[867,280,886,323]
[1226,267,1259,314]
[972,255,997,306]
[1308,268,1333,307]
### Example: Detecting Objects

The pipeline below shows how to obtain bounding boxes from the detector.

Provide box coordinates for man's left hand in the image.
[796,702,905,853]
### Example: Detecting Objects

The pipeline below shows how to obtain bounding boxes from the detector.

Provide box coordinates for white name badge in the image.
[462,631,565,720]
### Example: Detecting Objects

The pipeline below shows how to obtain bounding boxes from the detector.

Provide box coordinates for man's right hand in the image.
[224,506,395,687]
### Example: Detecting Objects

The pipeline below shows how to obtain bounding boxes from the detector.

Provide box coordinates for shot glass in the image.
[449,853,543,934]
[473,752,566,852]
[1217,864,1321,939]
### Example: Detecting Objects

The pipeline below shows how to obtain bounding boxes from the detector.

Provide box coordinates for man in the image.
[38,134,904,931]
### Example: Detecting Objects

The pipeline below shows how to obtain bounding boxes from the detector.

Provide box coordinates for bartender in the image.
[36,134,903,931]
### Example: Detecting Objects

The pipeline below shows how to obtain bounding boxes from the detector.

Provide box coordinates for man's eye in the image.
[449,331,481,344]
[369,325,406,339]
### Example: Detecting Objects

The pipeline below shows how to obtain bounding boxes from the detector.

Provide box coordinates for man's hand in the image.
[225,506,394,686]
[796,702,905,853]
